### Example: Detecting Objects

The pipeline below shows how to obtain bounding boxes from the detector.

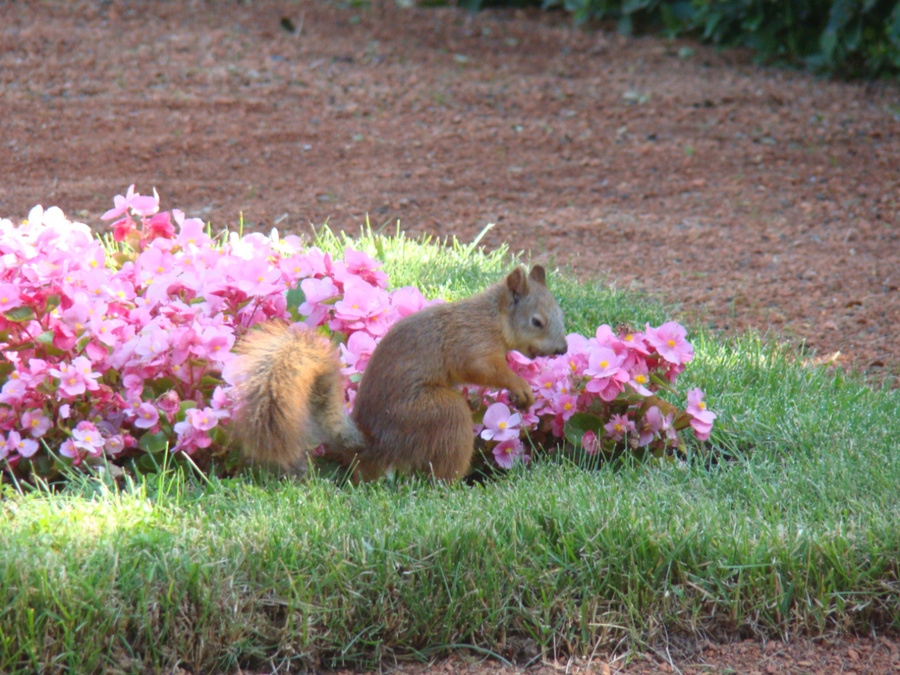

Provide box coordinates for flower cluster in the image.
[0,186,715,476]
[471,322,716,467]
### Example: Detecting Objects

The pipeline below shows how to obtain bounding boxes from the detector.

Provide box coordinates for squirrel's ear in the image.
[528,265,546,286]
[506,266,529,302]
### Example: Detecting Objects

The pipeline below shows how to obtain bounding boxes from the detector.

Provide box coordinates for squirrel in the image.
[231,264,568,482]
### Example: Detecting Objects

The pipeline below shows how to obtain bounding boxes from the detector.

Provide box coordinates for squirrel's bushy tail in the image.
[231,322,364,475]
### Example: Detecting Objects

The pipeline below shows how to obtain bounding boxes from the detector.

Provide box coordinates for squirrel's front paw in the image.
[509,383,534,410]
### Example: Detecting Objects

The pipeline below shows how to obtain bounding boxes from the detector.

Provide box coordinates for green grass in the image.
[2,228,899,674]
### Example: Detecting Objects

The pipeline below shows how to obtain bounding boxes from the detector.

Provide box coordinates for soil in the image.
[1,1,899,672]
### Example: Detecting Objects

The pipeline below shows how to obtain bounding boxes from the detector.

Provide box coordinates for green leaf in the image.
[563,412,605,447]
[138,432,171,454]
[35,331,55,345]
[285,285,306,313]
[44,294,61,311]
[3,306,35,322]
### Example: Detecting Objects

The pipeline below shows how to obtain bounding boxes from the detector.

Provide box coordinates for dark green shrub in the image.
[453,0,900,78]
[814,0,900,75]
[694,0,900,76]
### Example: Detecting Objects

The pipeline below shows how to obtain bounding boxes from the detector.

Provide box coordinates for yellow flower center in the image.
[498,422,507,430]
[667,339,676,347]
[600,360,609,368]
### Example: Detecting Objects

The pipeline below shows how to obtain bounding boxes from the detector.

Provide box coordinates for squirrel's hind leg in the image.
[409,389,474,482]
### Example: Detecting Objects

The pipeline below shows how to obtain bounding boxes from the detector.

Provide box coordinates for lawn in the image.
[2,228,899,674]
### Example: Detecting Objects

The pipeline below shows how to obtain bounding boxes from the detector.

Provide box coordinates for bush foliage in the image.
[461,0,900,77]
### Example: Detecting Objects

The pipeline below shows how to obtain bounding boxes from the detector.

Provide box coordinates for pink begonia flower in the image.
[278,253,317,284]
[135,247,175,286]
[0,407,15,428]
[184,407,221,432]
[533,361,571,399]
[604,413,635,441]
[173,409,219,451]
[90,314,126,348]
[146,212,175,240]
[122,374,144,399]
[593,324,626,352]
[340,330,378,375]
[21,410,52,438]
[72,421,104,457]
[49,356,101,398]
[638,406,676,446]
[104,434,126,457]
[112,217,137,242]
[547,392,579,437]
[626,361,654,397]
[328,277,392,337]
[209,386,231,415]
[58,439,78,460]
[492,438,529,469]
[645,321,694,365]
[199,324,235,360]
[101,184,159,220]
[0,283,22,313]
[333,248,389,288]
[585,346,625,379]
[686,388,717,441]
[157,390,182,421]
[176,427,214,453]
[550,392,578,419]
[173,212,211,249]
[584,346,629,401]
[561,333,590,377]
[134,328,171,364]
[231,255,283,298]
[582,430,600,455]
[480,402,522,443]
[5,431,40,459]
[133,403,160,429]
[0,372,26,402]
[331,277,392,336]
[619,330,651,357]
[507,349,543,379]
[298,276,340,325]
[299,246,333,278]
[389,286,430,319]
[104,278,136,305]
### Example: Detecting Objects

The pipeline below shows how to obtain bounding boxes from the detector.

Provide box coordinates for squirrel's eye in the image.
[532,317,544,329]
